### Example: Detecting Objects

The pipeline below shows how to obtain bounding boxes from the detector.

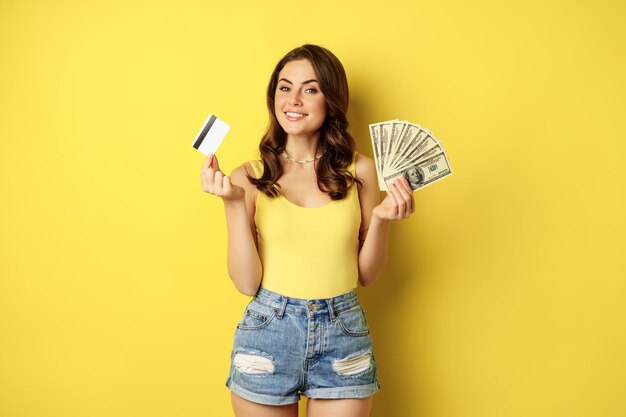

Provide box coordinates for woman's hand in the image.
[200,154,245,201]
[372,176,416,221]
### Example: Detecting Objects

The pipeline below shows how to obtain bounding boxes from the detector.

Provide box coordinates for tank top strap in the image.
[248,159,263,179]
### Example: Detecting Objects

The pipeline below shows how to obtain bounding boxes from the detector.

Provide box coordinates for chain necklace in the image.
[281,150,323,164]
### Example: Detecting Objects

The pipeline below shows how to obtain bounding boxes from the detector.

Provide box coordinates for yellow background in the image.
[1,0,625,416]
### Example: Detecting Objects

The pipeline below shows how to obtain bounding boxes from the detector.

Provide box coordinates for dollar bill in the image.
[391,132,442,173]
[378,121,394,175]
[385,120,409,167]
[368,123,385,190]
[384,122,422,173]
[387,143,446,177]
[383,151,453,191]
[390,128,434,170]
[368,119,452,191]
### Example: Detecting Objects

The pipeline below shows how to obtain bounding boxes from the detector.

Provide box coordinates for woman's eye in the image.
[306,88,318,93]
[279,86,290,92]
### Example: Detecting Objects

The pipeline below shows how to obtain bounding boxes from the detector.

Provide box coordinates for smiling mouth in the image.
[285,111,308,120]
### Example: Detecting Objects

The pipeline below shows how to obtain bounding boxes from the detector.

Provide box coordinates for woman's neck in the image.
[283,134,322,161]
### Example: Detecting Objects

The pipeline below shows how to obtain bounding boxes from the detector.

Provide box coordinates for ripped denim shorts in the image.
[225,286,381,406]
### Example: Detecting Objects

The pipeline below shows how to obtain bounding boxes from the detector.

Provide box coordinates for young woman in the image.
[200,44,415,417]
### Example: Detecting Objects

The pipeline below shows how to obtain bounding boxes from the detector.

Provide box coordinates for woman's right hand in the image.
[200,154,245,201]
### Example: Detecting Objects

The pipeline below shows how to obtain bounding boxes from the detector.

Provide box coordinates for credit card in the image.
[191,114,230,156]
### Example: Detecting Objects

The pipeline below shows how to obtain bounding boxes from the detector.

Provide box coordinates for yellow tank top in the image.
[248,152,362,300]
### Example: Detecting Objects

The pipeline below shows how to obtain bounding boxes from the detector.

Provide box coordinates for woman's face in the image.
[274,59,327,138]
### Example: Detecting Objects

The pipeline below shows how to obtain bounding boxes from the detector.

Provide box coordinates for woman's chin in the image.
[279,124,324,138]
[281,127,311,136]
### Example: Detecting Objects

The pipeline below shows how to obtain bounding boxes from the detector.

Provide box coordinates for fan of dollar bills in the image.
[369,120,453,191]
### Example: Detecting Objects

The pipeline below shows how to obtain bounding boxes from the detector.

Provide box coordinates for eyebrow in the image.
[278,78,319,85]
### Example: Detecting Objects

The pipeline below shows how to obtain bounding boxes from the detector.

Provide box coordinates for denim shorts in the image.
[225,287,381,406]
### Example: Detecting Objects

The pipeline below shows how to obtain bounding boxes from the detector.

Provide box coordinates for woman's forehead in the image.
[278,59,318,82]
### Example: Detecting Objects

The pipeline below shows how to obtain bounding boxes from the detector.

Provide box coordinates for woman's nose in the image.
[288,91,302,105]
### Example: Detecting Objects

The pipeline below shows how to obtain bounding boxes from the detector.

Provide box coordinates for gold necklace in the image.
[281,150,323,164]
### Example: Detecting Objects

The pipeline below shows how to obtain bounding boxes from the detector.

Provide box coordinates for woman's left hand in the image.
[372,176,416,221]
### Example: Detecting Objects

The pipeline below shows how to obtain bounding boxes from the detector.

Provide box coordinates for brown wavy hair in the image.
[247,44,363,199]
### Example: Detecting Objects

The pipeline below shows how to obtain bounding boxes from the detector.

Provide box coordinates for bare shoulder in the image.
[354,152,377,182]
[354,153,379,236]
[229,162,257,189]
[354,152,379,204]
[230,162,255,185]
[229,162,259,225]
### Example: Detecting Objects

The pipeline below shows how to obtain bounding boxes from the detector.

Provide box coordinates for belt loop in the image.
[277,296,287,319]
[327,298,337,321]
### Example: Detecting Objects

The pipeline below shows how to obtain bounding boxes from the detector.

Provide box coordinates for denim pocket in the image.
[236,299,277,330]
[336,304,370,337]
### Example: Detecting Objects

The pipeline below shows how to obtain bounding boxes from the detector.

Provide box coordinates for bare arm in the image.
[201,155,262,296]
[355,154,416,287]
[356,155,390,286]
